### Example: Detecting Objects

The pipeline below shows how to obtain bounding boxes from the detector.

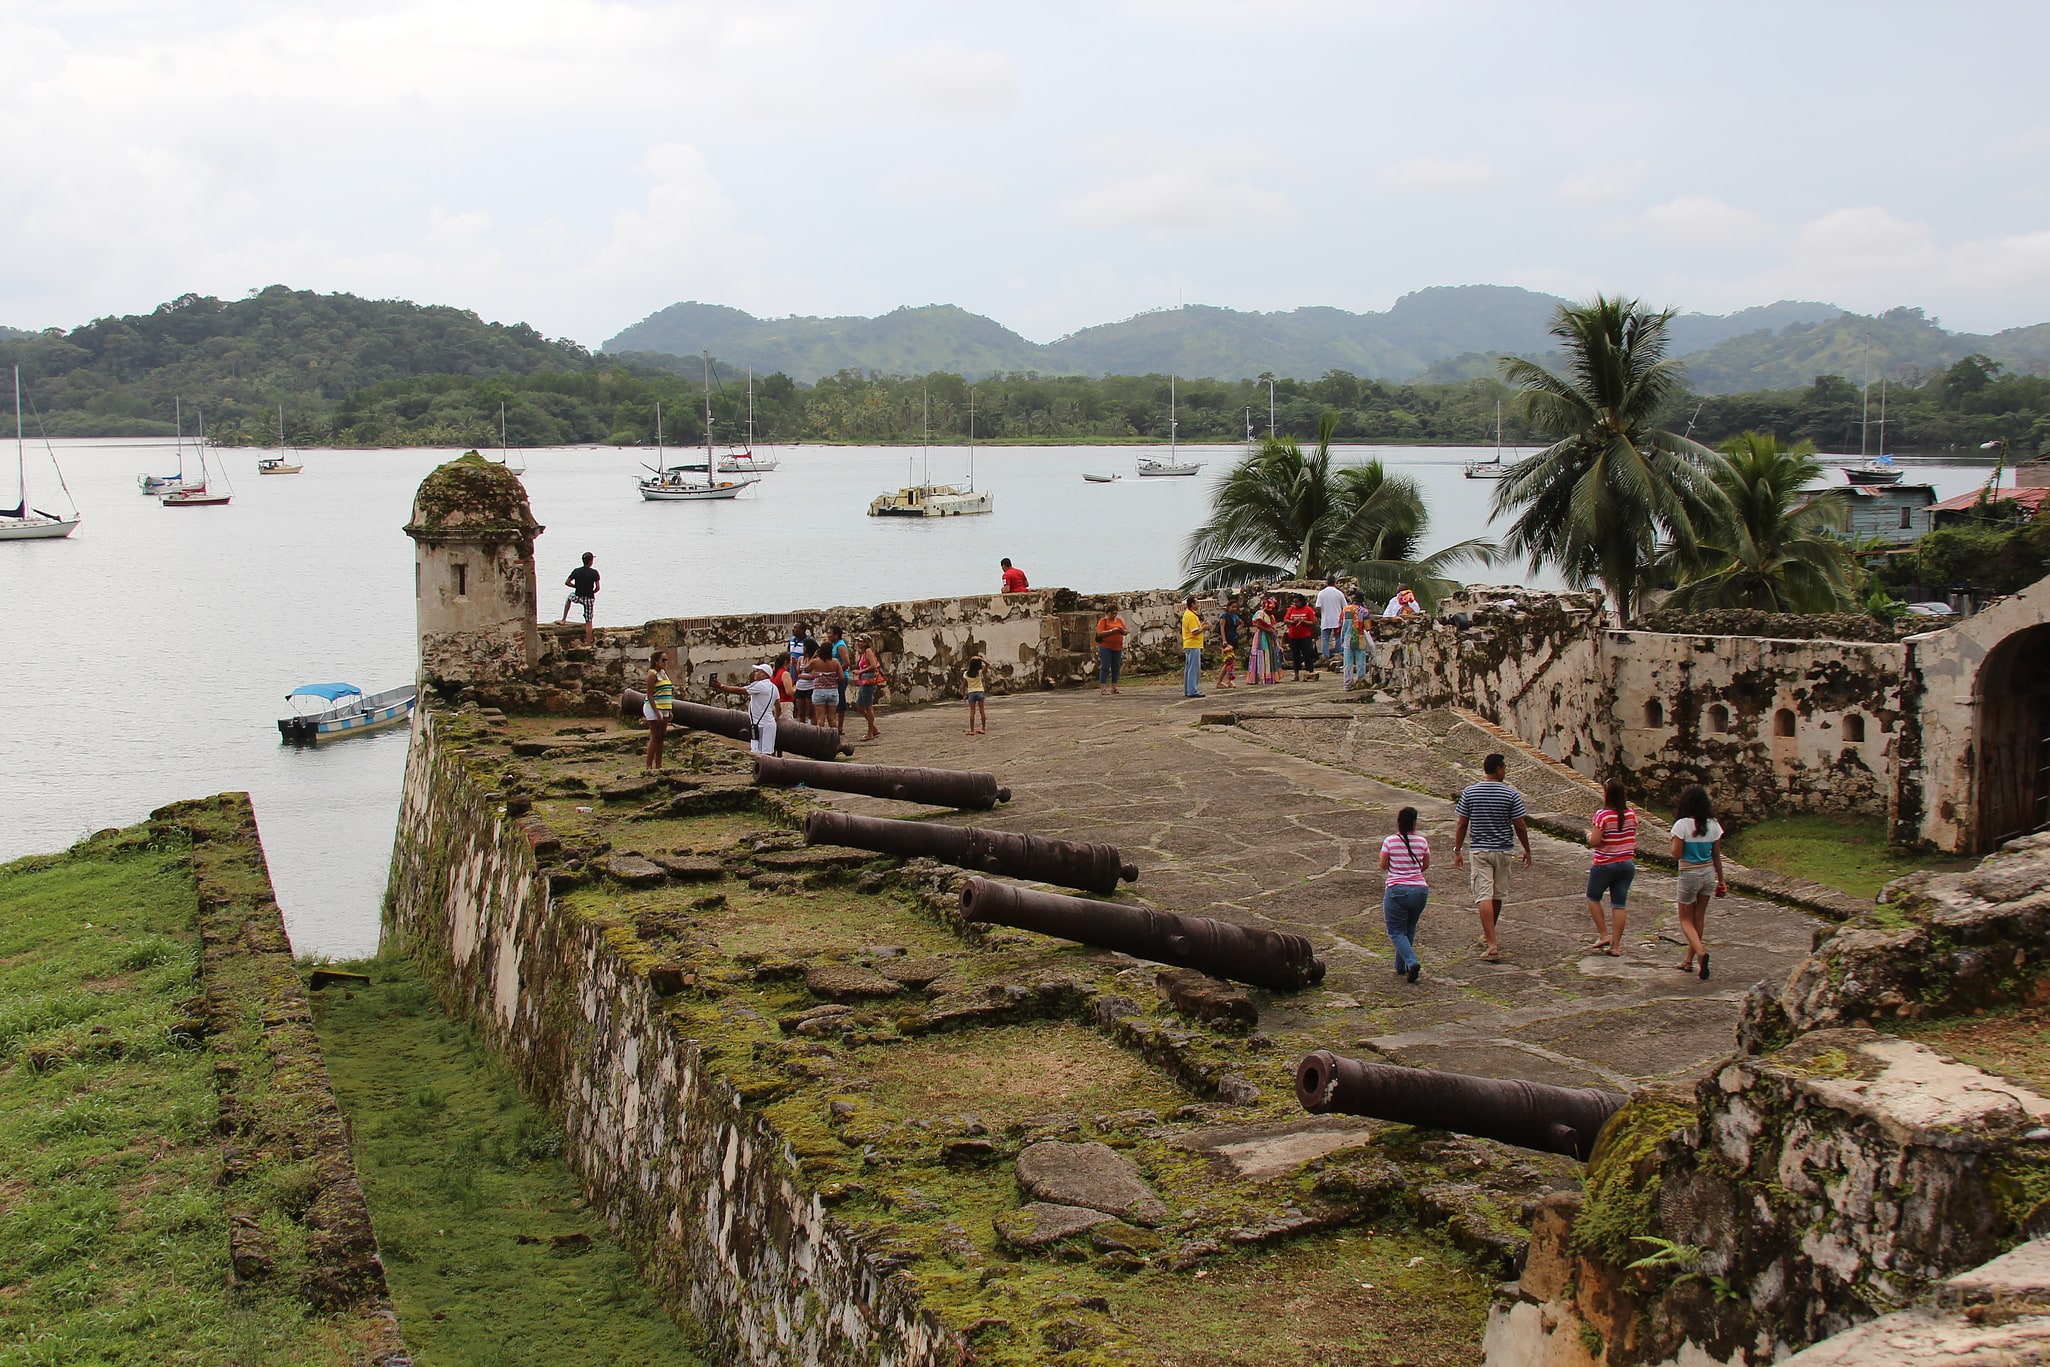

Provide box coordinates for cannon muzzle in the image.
[958,876,1324,990]
[622,690,851,760]
[1294,1050,1625,1159]
[755,755,1010,809]
[805,811,1134,894]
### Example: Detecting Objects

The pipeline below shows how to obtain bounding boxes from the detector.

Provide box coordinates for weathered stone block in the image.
[994,1201,1113,1250]
[1015,1141,1168,1226]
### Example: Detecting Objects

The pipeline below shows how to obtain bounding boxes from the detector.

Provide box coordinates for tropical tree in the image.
[1182,410,1492,600]
[1660,432,1857,612]
[1492,296,1726,620]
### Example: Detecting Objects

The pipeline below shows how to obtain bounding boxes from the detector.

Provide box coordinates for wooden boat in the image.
[1,367,82,541]
[637,367,757,502]
[868,388,993,516]
[1136,376,1203,477]
[258,405,303,474]
[278,683,417,743]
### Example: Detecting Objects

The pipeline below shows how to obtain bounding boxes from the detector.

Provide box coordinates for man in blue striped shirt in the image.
[1452,754,1531,963]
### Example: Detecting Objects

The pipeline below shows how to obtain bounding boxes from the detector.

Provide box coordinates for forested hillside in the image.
[0,287,590,437]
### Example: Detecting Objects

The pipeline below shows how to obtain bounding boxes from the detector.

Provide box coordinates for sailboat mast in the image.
[175,397,184,480]
[1268,378,1275,439]
[500,401,507,455]
[968,388,976,491]
[921,389,931,488]
[1169,375,1178,463]
[14,366,24,507]
[701,353,713,487]
[278,403,284,446]
[746,367,756,450]
[655,402,664,460]
[1878,378,1888,456]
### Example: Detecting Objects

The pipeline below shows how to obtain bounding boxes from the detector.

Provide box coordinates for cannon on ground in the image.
[621,689,851,760]
[805,811,1134,894]
[957,876,1324,990]
[1293,1049,1625,1159]
[755,755,1010,809]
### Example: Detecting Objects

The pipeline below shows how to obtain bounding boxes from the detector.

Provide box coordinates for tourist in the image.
[771,653,797,709]
[560,551,600,647]
[1283,593,1318,680]
[792,631,817,725]
[1670,784,1726,980]
[1095,600,1128,696]
[1383,583,1422,619]
[964,652,989,734]
[852,634,885,741]
[1378,806,1431,983]
[787,621,810,681]
[1586,779,1638,956]
[1250,597,1280,685]
[1000,558,1029,593]
[1340,592,1374,691]
[1451,753,1532,962]
[642,648,673,771]
[710,663,782,756]
[1316,577,1347,659]
[830,626,855,730]
[1219,598,1242,669]
[1217,638,1237,689]
[1180,595,1206,698]
[804,646,845,736]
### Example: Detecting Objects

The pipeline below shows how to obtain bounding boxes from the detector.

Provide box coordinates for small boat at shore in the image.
[277,683,416,743]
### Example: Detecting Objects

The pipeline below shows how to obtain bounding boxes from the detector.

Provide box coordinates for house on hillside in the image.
[1933,485,2049,528]
[1828,483,1937,544]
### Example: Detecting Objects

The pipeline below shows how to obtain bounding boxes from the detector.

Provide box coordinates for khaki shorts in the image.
[1468,849,1516,904]
[1676,863,1717,903]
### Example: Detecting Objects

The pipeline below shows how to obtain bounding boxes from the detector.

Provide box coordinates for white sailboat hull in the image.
[1135,461,1202,477]
[1463,462,1516,479]
[868,485,993,517]
[639,479,749,501]
[719,455,778,473]
[0,514,80,541]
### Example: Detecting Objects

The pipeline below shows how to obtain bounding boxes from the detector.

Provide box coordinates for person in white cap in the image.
[710,663,782,755]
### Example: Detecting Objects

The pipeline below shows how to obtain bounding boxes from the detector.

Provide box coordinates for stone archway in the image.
[1976,623,2050,850]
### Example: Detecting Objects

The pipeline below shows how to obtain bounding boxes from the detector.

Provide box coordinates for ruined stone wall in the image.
[382,707,964,1366]
[473,586,1192,715]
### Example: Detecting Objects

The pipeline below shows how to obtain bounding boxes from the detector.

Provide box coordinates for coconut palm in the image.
[1661,432,1857,612]
[1493,296,1726,621]
[1182,410,1492,599]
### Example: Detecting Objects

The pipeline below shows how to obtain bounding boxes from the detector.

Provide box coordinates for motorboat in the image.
[1083,473,1119,483]
[867,389,992,516]
[277,683,417,743]
[636,380,756,502]
[1,367,82,541]
[1845,457,1904,486]
[1136,376,1203,477]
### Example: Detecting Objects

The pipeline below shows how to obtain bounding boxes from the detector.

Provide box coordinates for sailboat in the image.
[1845,376,1903,485]
[162,407,232,506]
[140,397,189,493]
[1136,376,1202,477]
[258,404,303,475]
[718,369,780,473]
[492,403,527,475]
[867,389,994,516]
[1464,400,1519,479]
[1,367,82,541]
[638,360,754,501]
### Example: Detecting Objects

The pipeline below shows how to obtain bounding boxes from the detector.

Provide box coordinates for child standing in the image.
[964,653,989,735]
[1218,642,1238,689]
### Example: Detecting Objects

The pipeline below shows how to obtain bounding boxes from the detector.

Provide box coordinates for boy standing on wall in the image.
[560,552,600,647]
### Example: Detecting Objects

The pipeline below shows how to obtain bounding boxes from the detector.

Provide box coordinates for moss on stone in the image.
[404,451,541,539]
[1570,1092,1695,1267]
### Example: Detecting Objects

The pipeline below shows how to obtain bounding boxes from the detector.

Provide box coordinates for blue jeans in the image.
[1321,627,1340,657]
[1586,860,1636,906]
[1342,642,1371,687]
[1383,885,1428,973]
[1183,648,1203,696]
[1099,648,1123,685]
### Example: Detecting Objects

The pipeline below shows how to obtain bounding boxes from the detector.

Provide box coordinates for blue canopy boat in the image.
[277,682,416,743]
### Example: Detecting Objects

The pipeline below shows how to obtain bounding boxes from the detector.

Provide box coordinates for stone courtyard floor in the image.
[840,674,1825,1092]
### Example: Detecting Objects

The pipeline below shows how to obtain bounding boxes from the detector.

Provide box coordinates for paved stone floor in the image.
[835,676,1822,1091]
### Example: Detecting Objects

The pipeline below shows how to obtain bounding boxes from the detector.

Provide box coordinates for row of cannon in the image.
[618,684,1625,1160]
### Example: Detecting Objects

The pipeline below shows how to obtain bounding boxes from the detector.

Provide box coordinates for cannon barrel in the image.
[754,754,1011,809]
[806,812,1135,894]
[621,690,851,760]
[957,876,1324,990]
[1293,1050,1625,1159]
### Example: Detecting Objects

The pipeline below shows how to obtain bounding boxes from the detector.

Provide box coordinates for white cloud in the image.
[1554,165,1644,205]
[1060,148,1292,234]
[1636,196,1774,247]
[1378,158,1494,194]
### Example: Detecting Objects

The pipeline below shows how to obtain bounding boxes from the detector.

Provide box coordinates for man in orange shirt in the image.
[1095,600,1129,696]
[1000,558,1029,593]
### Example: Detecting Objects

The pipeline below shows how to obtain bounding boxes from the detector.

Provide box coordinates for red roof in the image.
[1932,485,2050,515]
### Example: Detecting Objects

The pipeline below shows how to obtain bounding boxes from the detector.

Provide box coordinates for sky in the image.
[5,0,2050,348]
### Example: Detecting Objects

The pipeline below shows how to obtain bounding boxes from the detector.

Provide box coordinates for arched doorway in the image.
[1976,624,2050,849]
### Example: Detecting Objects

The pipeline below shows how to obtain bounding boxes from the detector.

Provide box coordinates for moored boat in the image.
[635,388,757,501]
[866,389,992,516]
[1083,473,1119,483]
[141,397,190,492]
[1844,457,1904,486]
[258,405,304,474]
[1465,400,1520,479]
[162,408,232,506]
[277,683,417,743]
[1136,376,1203,477]
[2,367,82,541]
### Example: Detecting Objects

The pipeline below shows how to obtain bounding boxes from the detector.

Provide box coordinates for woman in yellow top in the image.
[1180,595,1206,698]
[643,650,674,771]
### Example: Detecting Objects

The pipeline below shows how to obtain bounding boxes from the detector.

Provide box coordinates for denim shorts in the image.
[856,683,878,707]
[1586,860,1635,906]
[811,689,841,709]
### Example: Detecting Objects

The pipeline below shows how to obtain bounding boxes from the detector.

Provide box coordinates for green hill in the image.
[1677,306,2050,393]
[605,303,1047,380]
[0,286,591,437]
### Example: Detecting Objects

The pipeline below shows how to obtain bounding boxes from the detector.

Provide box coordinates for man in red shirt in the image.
[1283,593,1319,680]
[999,558,1029,594]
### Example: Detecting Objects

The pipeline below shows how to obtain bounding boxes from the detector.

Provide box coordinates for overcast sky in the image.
[6,1,2049,346]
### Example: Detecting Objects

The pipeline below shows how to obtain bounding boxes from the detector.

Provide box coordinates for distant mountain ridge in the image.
[605,288,1859,388]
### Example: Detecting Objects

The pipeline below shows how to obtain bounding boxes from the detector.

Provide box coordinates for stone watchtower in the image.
[404,452,545,688]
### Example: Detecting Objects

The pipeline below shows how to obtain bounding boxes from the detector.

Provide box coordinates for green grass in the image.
[309,950,706,1366]
[0,832,365,1366]
[1723,814,1977,900]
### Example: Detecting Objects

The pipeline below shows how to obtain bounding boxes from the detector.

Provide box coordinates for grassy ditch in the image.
[1723,814,1975,900]
[0,830,370,1366]
[308,949,705,1366]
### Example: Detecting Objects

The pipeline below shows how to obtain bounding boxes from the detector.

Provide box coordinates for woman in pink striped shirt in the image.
[1378,806,1431,983]
[1585,779,1638,955]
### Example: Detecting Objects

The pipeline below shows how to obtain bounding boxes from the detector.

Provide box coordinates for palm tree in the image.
[1182,411,1491,599]
[1493,296,1725,620]
[1661,432,1857,612]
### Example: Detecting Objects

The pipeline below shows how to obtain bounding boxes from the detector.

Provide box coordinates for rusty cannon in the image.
[1293,1049,1626,1159]
[805,811,1136,895]
[957,876,1325,990]
[754,754,1010,810]
[621,690,852,760]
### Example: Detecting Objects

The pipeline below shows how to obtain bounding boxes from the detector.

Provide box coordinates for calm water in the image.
[0,440,1995,957]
